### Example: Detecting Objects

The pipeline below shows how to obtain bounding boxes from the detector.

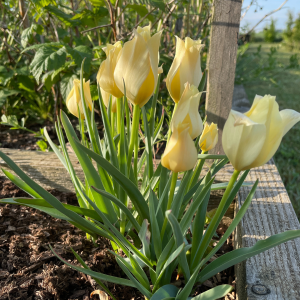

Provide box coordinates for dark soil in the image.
[0,177,237,300]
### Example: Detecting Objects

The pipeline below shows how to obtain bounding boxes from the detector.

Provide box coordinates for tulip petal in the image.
[247,96,283,168]
[114,30,151,105]
[280,109,300,136]
[162,124,198,172]
[223,110,267,171]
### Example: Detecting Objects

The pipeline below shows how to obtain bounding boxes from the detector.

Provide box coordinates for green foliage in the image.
[264,18,277,43]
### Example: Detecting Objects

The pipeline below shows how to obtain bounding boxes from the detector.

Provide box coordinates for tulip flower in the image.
[171,83,203,139]
[114,25,162,108]
[97,41,123,99]
[222,94,300,171]
[66,79,93,119]
[199,122,218,152]
[166,37,204,103]
[100,88,117,113]
[162,123,198,172]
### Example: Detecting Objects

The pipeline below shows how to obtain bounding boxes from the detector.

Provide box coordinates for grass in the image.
[238,42,300,216]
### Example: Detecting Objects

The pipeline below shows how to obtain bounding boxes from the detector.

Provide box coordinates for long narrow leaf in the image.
[190,285,233,300]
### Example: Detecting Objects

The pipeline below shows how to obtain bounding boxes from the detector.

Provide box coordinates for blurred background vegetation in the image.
[1,0,300,217]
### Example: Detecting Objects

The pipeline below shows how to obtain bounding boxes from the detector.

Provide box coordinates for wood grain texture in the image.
[205,0,242,154]
[235,160,300,300]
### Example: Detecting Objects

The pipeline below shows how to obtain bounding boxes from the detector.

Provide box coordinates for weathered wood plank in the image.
[235,160,300,300]
[205,0,242,154]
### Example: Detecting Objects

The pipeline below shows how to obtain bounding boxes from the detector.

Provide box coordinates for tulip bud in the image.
[222,94,300,171]
[114,25,162,108]
[161,123,198,172]
[66,79,93,119]
[166,37,204,103]
[97,41,123,99]
[171,83,203,139]
[199,122,218,152]
[100,88,117,113]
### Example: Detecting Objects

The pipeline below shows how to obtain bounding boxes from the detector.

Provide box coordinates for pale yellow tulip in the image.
[161,123,198,172]
[171,83,203,139]
[199,122,218,152]
[222,95,300,171]
[114,25,162,108]
[97,41,123,98]
[66,79,93,119]
[166,37,204,103]
[100,88,117,113]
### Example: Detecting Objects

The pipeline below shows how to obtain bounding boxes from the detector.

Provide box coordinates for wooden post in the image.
[205,0,242,154]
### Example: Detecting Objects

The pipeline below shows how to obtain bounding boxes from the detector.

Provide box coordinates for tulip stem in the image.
[188,151,207,190]
[127,104,140,173]
[167,103,178,143]
[160,171,178,240]
[111,111,115,139]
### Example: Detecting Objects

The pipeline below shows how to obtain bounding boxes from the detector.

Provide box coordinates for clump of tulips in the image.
[1,25,300,300]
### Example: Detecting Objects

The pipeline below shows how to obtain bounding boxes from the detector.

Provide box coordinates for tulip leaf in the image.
[50,245,136,287]
[197,154,227,160]
[70,248,117,300]
[151,284,179,300]
[60,110,118,224]
[142,106,153,179]
[166,211,190,282]
[211,181,252,190]
[190,170,249,271]
[0,150,113,240]
[108,250,151,294]
[198,69,207,93]
[91,186,140,232]
[149,190,162,259]
[72,139,150,221]
[153,243,185,292]
[1,169,41,198]
[190,285,233,300]
[201,180,259,267]
[197,229,300,283]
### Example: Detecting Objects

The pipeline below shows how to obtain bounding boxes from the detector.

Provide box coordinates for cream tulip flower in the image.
[166,37,204,103]
[171,83,203,139]
[97,41,123,98]
[161,123,198,172]
[114,25,162,108]
[66,79,93,119]
[100,88,117,113]
[199,122,218,152]
[222,95,300,171]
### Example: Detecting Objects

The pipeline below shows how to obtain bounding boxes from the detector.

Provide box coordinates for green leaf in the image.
[60,111,118,224]
[30,45,67,83]
[70,248,117,300]
[74,139,150,221]
[0,90,20,105]
[198,230,300,283]
[166,211,190,282]
[198,69,207,93]
[45,5,80,26]
[50,245,136,287]
[190,285,233,300]
[198,154,227,160]
[151,285,179,300]
[0,150,112,240]
[211,181,252,190]
[68,46,93,74]
[153,243,184,292]
[201,180,259,267]
[91,186,140,232]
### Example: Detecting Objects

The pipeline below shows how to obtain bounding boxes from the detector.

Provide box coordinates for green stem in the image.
[190,169,241,272]
[127,104,140,172]
[160,171,178,239]
[167,102,178,142]
[188,152,207,190]
[134,135,139,180]
[111,111,115,139]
